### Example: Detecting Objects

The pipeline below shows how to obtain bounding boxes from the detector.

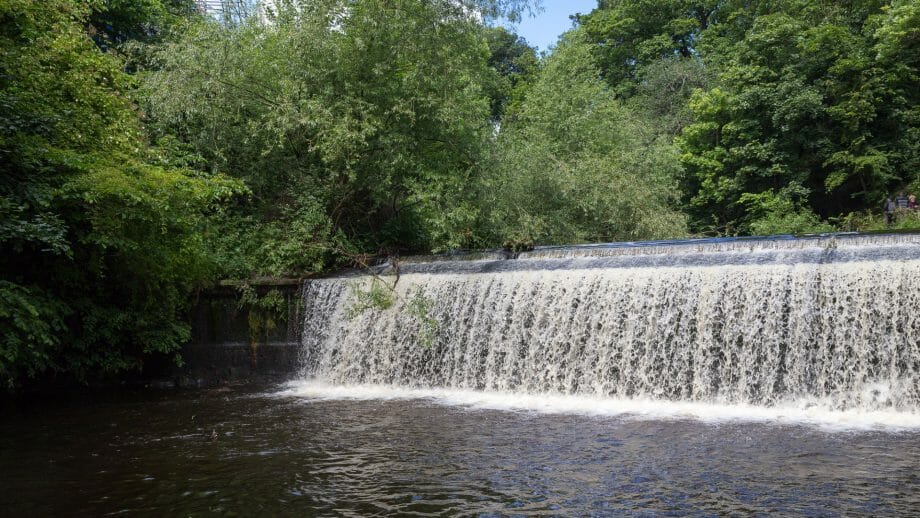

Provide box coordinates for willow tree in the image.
[142,0,538,275]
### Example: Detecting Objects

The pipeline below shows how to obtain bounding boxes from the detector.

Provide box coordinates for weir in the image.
[296,233,920,418]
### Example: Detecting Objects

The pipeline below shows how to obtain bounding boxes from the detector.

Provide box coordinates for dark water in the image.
[2,384,920,516]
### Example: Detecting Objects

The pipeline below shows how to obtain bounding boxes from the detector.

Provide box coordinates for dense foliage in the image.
[3,0,919,386]
[143,0,501,276]
[0,0,243,388]
[579,0,920,234]
[481,31,687,245]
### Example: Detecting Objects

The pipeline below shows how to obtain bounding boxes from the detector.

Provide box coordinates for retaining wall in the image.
[170,280,304,386]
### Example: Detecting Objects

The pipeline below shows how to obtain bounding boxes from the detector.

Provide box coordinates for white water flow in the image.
[293,233,920,429]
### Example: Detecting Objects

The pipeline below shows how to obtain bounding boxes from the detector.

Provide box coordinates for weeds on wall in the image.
[346,276,440,348]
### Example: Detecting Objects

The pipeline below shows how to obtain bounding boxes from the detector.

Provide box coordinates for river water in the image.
[3,382,919,516]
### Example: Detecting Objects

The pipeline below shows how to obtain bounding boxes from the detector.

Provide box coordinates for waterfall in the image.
[297,233,920,415]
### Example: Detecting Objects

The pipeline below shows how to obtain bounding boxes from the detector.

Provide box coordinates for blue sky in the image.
[507,0,598,53]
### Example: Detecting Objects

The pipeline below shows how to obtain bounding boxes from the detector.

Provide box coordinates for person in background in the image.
[896,191,909,209]
[909,194,917,209]
[885,196,897,226]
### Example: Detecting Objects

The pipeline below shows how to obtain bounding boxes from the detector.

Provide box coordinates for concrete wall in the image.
[170,281,304,386]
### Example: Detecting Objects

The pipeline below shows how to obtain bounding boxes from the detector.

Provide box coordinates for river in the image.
[3,382,919,516]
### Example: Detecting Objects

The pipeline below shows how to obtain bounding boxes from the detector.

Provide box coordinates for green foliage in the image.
[628,57,713,137]
[405,287,439,348]
[484,26,540,121]
[0,282,68,389]
[346,277,397,319]
[577,0,720,94]
[237,285,291,344]
[0,0,243,388]
[345,280,439,348]
[738,186,836,236]
[237,285,286,314]
[143,0,504,271]
[573,0,920,235]
[88,0,198,49]
[673,0,920,234]
[482,31,688,245]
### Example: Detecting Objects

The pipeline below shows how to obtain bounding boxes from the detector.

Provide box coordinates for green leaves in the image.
[484,26,540,121]
[483,31,688,245]
[674,0,920,233]
[0,281,68,388]
[738,185,835,235]
[143,0,503,271]
[572,0,919,234]
[0,0,243,388]
[577,0,720,91]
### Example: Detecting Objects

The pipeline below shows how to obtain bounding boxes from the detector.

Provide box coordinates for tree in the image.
[576,0,721,94]
[0,0,242,388]
[677,1,920,234]
[484,26,540,122]
[629,56,712,137]
[88,0,199,50]
[481,30,687,246]
[143,0,533,275]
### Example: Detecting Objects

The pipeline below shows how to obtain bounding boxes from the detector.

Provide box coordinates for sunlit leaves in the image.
[143,0,506,271]
[676,0,920,234]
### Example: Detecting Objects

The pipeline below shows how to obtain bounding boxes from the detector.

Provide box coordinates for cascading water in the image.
[292,233,920,427]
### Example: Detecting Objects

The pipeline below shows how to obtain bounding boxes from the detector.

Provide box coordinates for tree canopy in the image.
[481,30,687,245]
[143,0,504,275]
[578,0,920,234]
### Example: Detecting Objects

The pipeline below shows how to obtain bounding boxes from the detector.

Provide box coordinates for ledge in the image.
[218,277,303,287]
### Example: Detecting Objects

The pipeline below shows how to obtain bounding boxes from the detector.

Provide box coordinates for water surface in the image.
[2,383,919,516]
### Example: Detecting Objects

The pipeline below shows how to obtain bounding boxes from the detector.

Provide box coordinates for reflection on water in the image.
[2,383,920,516]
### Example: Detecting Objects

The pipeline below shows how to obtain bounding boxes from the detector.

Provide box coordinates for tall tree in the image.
[677,0,920,234]
[143,0,519,275]
[576,0,721,94]
[484,26,540,122]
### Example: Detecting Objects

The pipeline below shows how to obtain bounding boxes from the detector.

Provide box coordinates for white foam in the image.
[276,381,920,432]
[300,260,920,413]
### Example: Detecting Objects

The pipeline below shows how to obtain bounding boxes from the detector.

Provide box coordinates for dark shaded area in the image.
[154,282,304,387]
